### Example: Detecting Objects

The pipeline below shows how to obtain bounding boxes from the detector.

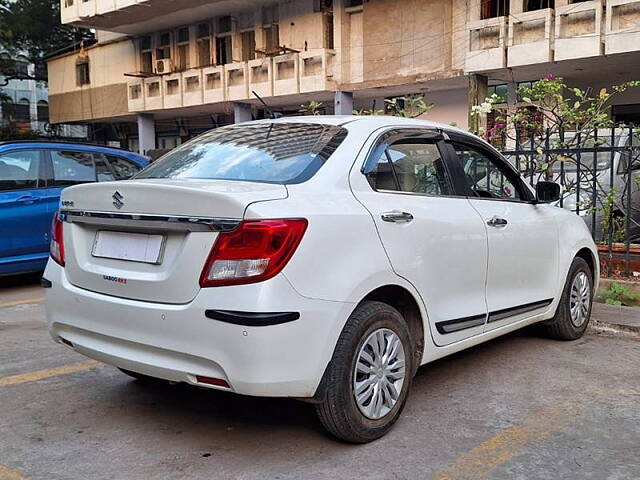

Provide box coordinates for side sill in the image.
[435,314,486,334]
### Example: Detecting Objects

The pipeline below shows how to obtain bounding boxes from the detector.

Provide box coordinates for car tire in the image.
[545,257,593,340]
[315,301,414,443]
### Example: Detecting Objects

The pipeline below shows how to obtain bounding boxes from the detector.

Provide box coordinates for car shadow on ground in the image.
[94,326,550,446]
[0,272,42,290]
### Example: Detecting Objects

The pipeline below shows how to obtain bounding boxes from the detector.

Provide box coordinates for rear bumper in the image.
[44,261,354,397]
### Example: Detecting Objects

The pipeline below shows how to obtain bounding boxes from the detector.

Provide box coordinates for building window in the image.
[176,27,190,71]
[197,23,212,67]
[75,58,90,86]
[140,35,153,73]
[264,24,280,53]
[37,100,49,122]
[241,31,256,61]
[488,84,508,103]
[322,0,334,49]
[217,16,233,34]
[216,36,232,65]
[516,81,536,101]
[14,99,31,122]
[481,0,509,19]
[525,0,554,11]
[65,0,74,6]
[156,32,171,60]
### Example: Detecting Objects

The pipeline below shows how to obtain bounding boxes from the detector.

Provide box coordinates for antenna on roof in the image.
[251,90,276,120]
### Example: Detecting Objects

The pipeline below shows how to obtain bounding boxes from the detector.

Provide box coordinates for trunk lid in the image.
[60,179,287,304]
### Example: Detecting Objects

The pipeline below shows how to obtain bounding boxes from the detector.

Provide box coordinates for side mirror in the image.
[536,181,561,203]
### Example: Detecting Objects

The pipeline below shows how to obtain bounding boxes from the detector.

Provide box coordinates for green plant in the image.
[299,101,324,116]
[601,281,638,306]
[384,95,434,118]
[600,188,626,245]
[352,107,384,116]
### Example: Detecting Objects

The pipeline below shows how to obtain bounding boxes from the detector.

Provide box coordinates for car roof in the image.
[243,115,475,137]
[0,141,148,162]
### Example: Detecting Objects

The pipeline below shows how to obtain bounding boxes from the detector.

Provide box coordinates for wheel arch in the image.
[356,284,425,371]
[308,283,426,404]
[575,246,597,283]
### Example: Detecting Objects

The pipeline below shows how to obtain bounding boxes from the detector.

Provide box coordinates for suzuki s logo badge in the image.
[112,191,124,210]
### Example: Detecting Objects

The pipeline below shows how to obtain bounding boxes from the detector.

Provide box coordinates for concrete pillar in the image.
[233,103,253,123]
[137,113,155,156]
[334,91,353,115]
[468,74,488,135]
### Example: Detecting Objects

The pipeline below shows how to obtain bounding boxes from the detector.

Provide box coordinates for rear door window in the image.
[135,123,348,184]
[106,155,142,179]
[364,131,452,196]
[93,154,116,181]
[0,150,41,191]
[51,150,96,186]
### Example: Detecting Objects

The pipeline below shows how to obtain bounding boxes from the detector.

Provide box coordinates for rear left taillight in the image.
[199,218,307,287]
[50,211,65,266]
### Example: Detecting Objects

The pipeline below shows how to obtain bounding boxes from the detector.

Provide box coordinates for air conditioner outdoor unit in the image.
[154,59,173,74]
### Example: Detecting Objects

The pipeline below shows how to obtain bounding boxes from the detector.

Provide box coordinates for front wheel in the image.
[545,257,593,340]
[315,301,414,443]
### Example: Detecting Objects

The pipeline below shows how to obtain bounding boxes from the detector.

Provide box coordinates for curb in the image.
[589,320,640,339]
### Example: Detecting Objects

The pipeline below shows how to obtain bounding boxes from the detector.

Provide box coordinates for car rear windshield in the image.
[135,123,348,184]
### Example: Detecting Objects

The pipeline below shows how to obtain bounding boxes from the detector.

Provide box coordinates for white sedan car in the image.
[44,116,597,443]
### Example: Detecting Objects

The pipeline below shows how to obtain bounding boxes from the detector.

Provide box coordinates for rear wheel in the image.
[545,257,593,340]
[315,301,414,443]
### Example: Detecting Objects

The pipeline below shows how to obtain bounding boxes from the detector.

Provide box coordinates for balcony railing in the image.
[465,1,640,72]
[127,49,335,113]
[555,1,603,61]
[465,17,508,72]
[606,0,640,54]
[60,0,269,32]
[507,9,554,67]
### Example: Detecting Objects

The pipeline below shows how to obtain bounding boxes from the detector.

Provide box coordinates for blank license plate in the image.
[92,231,165,264]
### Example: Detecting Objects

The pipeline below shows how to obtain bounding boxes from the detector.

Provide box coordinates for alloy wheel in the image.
[569,271,591,328]
[353,328,406,420]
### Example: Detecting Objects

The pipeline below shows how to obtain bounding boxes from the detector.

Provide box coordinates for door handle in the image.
[487,216,508,227]
[16,195,39,204]
[381,211,414,223]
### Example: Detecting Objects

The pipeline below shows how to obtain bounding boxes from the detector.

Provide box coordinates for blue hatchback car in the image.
[0,141,149,277]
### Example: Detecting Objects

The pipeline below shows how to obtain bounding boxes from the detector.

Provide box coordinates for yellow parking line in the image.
[0,361,102,388]
[0,298,44,309]
[435,404,580,480]
[0,464,30,480]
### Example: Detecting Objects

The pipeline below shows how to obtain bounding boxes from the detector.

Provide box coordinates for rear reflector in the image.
[195,376,230,388]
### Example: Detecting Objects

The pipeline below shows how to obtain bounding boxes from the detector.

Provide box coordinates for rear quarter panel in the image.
[553,206,600,294]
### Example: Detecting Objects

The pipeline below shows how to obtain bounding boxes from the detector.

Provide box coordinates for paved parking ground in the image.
[1,277,639,480]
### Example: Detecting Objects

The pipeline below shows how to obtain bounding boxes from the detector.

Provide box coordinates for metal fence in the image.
[497,126,640,275]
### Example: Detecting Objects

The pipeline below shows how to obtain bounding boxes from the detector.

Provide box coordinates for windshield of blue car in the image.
[135,123,348,184]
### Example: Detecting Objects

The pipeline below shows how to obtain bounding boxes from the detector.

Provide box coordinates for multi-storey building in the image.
[1,55,87,139]
[47,0,640,154]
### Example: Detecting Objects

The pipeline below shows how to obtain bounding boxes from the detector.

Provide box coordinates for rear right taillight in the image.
[199,218,307,287]
[50,211,65,266]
